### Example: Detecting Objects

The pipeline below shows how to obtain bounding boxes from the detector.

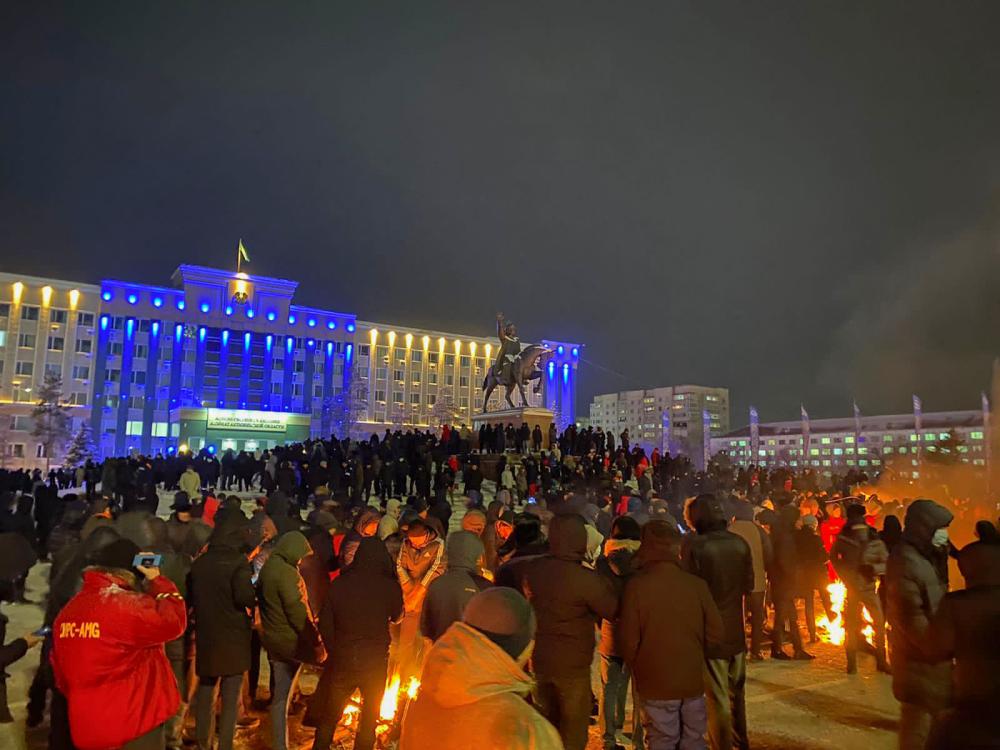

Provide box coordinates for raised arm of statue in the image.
[496,313,506,343]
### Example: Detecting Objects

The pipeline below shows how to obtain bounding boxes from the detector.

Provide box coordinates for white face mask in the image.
[932,528,949,547]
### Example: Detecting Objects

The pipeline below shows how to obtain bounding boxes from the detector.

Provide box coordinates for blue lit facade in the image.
[1,265,583,463]
[91,266,355,456]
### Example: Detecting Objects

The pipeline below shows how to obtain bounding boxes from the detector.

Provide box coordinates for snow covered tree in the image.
[65,422,97,468]
[31,372,71,471]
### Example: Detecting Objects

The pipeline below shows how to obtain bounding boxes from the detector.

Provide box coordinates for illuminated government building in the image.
[0,266,581,468]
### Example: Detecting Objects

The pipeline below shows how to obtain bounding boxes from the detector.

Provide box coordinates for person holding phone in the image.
[51,538,187,750]
[0,612,44,723]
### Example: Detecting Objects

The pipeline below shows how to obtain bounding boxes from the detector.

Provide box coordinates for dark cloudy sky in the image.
[3,2,999,425]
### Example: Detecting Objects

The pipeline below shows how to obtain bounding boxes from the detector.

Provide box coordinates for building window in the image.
[15,361,33,376]
[77,311,95,327]
[48,336,65,351]
[393,391,403,403]
[18,333,36,348]
[427,394,436,405]
[410,393,421,404]
[21,306,39,321]
[75,339,93,354]
[50,309,68,324]
[8,444,25,458]
[375,390,386,402]
[0,303,9,317]
[410,350,422,363]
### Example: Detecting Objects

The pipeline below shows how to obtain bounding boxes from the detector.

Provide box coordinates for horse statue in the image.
[481,344,552,412]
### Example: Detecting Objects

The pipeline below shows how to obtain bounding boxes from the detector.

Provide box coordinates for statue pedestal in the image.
[471,406,555,450]
[471,407,555,482]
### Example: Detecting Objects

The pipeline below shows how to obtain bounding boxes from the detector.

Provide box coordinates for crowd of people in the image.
[0,422,997,750]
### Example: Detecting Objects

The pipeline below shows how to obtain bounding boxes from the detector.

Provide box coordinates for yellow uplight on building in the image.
[12,282,24,305]
[405,332,413,349]
[387,330,397,347]
[470,341,477,356]
[422,335,430,350]
[69,289,80,309]
[485,343,492,359]
[370,328,379,344]
[41,286,53,306]
[454,339,462,354]
[437,337,445,352]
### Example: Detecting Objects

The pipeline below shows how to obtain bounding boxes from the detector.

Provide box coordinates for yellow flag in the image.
[238,239,250,263]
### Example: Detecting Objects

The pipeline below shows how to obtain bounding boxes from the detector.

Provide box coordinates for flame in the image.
[379,674,402,721]
[815,580,876,648]
[338,673,421,731]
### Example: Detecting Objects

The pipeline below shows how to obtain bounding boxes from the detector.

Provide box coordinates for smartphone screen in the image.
[132,553,162,568]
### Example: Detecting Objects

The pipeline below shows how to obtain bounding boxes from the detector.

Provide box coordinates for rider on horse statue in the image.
[494,312,521,382]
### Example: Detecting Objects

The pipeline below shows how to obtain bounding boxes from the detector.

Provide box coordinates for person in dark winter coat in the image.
[258,531,320,750]
[794,515,834,644]
[594,516,641,750]
[768,504,814,660]
[1,611,42,723]
[497,513,618,750]
[620,520,723,750]
[420,531,491,642]
[310,537,403,750]
[832,504,889,674]
[189,512,256,750]
[925,542,1000,749]
[681,494,754,750]
[338,507,382,569]
[886,499,954,750]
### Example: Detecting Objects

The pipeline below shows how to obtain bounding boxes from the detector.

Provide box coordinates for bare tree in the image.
[331,375,370,440]
[430,386,460,429]
[31,373,72,472]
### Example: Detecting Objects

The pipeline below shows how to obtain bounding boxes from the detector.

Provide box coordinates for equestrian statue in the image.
[482,312,551,412]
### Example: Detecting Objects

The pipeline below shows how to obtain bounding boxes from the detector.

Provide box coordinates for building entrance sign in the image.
[207,408,287,433]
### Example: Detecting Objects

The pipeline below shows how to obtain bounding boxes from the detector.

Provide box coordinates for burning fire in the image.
[338,673,421,735]
[815,580,875,647]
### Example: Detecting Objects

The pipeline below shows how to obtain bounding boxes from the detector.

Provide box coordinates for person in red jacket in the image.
[52,538,187,750]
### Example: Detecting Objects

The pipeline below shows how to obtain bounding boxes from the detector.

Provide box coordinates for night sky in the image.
[3,2,999,426]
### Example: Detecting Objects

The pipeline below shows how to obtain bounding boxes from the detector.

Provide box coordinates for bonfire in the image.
[336,673,420,749]
[815,580,876,646]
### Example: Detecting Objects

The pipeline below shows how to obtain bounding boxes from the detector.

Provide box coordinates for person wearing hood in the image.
[886,499,954,750]
[258,531,322,750]
[621,520,723,750]
[265,491,302,537]
[378,498,403,540]
[595,516,641,750]
[482,504,515,574]
[496,513,617,750]
[400,587,562,750]
[179,465,202,502]
[767,503,814,661]
[499,516,550,563]
[51,538,187,750]
[728,500,772,659]
[831,504,890,674]
[396,515,447,683]
[681,494,755,750]
[338,507,382,569]
[460,507,487,537]
[925,542,1000,749]
[421,531,491,642]
[311,537,403,750]
[189,512,257,750]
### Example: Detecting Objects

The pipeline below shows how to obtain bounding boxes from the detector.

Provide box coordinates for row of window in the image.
[0,305,94,327]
